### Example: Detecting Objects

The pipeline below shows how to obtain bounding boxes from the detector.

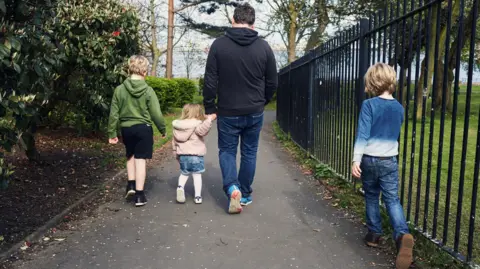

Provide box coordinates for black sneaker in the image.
[135,192,147,207]
[125,181,136,199]
[364,232,383,248]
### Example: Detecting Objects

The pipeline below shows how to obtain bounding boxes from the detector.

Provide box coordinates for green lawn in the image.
[398,90,480,262]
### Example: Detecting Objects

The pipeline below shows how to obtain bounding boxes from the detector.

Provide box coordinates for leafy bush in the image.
[198,77,204,95]
[0,0,141,187]
[50,0,141,131]
[173,78,197,107]
[145,77,180,113]
[193,94,204,105]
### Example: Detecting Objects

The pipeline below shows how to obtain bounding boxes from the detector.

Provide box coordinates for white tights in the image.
[178,173,202,197]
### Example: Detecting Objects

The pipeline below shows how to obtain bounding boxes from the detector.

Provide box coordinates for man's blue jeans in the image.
[217,112,264,197]
[360,156,409,240]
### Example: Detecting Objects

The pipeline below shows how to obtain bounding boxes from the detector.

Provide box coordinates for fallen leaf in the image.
[313,229,321,232]
[43,237,50,241]
[0,235,4,241]
[54,238,65,242]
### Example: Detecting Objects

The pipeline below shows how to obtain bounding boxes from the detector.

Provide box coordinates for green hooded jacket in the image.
[108,78,166,138]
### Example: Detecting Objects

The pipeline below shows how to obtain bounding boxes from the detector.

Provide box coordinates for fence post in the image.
[307,50,315,154]
[356,19,370,113]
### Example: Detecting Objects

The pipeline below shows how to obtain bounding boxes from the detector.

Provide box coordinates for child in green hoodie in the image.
[107,55,166,207]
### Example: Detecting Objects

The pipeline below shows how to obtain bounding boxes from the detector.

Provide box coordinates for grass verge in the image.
[272,121,469,269]
[153,108,182,149]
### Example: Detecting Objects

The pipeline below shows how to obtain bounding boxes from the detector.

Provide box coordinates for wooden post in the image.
[165,0,174,78]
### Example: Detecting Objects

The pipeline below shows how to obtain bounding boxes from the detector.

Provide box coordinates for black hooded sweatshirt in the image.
[203,28,278,116]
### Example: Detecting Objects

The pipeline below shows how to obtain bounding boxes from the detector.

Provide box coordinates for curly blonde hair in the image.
[180,104,206,121]
[128,55,149,76]
[365,63,397,96]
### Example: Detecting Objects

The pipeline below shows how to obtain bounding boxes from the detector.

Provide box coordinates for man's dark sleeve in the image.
[264,45,278,105]
[203,43,218,115]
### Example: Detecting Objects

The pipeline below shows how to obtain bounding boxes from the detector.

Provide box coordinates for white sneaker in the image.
[176,186,186,204]
[194,196,202,204]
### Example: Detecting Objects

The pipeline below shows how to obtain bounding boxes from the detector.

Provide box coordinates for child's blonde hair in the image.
[365,63,397,96]
[180,104,206,121]
[128,55,149,76]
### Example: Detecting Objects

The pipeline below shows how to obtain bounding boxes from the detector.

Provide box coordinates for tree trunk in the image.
[304,0,329,52]
[150,0,159,76]
[414,3,452,119]
[287,1,298,63]
[434,63,454,111]
[23,122,40,162]
[165,0,174,78]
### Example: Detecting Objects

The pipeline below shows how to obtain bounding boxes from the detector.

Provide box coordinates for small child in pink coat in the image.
[172,104,216,204]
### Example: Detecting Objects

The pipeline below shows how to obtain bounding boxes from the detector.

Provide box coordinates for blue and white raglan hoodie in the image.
[353,97,404,163]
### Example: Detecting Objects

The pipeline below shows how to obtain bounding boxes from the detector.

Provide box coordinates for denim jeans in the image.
[360,156,409,240]
[217,112,264,197]
[178,155,205,175]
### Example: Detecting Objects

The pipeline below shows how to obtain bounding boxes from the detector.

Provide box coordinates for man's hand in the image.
[352,162,362,179]
[109,137,119,144]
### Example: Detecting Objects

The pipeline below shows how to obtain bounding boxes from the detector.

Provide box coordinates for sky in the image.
[140,0,480,82]
[142,0,340,78]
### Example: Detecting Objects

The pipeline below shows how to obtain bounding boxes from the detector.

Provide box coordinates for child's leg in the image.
[361,158,383,236]
[177,174,189,203]
[178,174,189,188]
[125,156,136,197]
[127,157,136,181]
[193,173,202,197]
[134,158,147,191]
[379,158,412,269]
[378,160,409,240]
[362,178,383,235]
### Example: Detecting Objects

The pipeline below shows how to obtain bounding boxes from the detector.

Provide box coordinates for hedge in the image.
[145,77,197,112]
[173,78,197,107]
[145,77,180,113]
[198,77,204,95]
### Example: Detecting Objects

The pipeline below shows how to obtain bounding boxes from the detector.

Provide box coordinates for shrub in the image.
[193,94,204,105]
[145,77,180,113]
[173,78,197,107]
[198,77,204,95]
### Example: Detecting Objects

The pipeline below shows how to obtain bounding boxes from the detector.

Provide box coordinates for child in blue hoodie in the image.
[352,63,414,269]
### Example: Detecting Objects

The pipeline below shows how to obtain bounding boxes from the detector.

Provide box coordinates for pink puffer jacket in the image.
[172,118,213,156]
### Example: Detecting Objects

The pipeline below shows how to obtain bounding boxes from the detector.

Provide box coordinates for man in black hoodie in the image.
[203,3,278,214]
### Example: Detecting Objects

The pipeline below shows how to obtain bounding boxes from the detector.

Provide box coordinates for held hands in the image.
[207,114,217,121]
[109,137,119,144]
[351,162,362,179]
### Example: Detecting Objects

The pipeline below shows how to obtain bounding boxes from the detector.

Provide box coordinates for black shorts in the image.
[121,124,154,159]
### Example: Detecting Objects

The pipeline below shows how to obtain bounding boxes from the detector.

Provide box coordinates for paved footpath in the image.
[15,112,391,269]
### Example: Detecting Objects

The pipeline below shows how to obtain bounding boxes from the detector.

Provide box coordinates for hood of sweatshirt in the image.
[172,119,202,142]
[225,28,259,46]
[123,78,149,98]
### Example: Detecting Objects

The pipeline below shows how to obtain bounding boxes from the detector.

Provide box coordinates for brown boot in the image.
[396,234,414,269]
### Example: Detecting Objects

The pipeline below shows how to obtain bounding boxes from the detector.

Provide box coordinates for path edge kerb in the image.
[0,168,127,262]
